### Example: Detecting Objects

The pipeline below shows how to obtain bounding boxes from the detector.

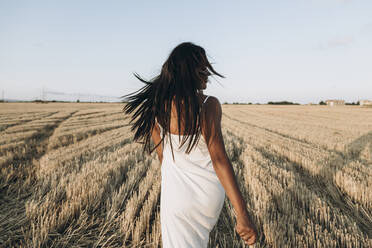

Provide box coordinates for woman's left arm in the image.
[151,122,163,163]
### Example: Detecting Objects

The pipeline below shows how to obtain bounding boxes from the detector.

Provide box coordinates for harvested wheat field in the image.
[0,102,371,247]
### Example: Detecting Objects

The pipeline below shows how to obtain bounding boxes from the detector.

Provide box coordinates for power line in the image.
[43,88,121,102]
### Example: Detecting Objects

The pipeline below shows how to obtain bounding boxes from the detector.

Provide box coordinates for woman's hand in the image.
[235,210,258,246]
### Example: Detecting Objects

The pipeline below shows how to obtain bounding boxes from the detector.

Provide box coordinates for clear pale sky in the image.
[1,0,371,103]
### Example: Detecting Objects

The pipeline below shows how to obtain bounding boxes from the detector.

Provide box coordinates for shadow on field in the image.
[210,128,371,247]
[257,130,372,245]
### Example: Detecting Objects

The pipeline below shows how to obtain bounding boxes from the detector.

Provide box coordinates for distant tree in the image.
[346,101,360,105]
[77,99,80,103]
[319,101,326,105]
[346,102,356,105]
[268,101,300,105]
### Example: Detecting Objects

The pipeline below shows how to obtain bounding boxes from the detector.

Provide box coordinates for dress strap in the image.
[203,95,210,105]
[199,95,210,116]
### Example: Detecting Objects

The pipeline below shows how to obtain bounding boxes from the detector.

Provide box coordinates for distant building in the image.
[326,99,345,106]
[360,100,372,106]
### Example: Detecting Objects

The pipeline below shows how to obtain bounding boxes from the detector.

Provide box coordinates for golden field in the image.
[0,102,371,247]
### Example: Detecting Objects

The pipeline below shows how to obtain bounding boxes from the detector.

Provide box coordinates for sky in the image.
[1,0,371,104]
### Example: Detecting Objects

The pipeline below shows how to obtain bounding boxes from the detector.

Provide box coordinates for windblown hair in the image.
[121,42,224,160]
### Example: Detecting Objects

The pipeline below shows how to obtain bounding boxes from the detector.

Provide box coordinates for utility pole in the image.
[1,89,4,102]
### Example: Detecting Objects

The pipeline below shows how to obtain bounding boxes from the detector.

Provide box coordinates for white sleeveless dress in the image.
[158,96,226,248]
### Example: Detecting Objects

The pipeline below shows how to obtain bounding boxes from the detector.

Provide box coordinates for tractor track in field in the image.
[0,111,59,133]
[224,128,371,246]
[0,110,78,247]
[222,113,346,157]
[254,140,372,238]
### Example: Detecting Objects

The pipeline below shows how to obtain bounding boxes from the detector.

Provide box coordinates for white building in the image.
[326,99,345,106]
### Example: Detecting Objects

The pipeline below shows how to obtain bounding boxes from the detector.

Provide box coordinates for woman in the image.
[122,42,257,247]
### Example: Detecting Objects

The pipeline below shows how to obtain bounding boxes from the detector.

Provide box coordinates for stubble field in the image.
[0,102,371,248]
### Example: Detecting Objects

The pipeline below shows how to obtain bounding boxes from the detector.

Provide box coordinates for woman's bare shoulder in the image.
[202,95,222,137]
[204,95,222,116]
[201,95,223,144]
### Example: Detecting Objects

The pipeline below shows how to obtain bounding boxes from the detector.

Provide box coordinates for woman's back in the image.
[162,94,209,135]
[157,95,212,169]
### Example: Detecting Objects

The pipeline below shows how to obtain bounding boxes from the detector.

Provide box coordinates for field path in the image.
[0,110,78,246]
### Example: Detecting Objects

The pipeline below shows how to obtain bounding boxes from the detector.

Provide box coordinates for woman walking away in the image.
[122,42,257,247]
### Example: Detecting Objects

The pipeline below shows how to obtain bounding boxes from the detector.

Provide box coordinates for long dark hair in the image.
[121,42,224,161]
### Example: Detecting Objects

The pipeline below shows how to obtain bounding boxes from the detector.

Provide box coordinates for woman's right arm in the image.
[202,96,257,246]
